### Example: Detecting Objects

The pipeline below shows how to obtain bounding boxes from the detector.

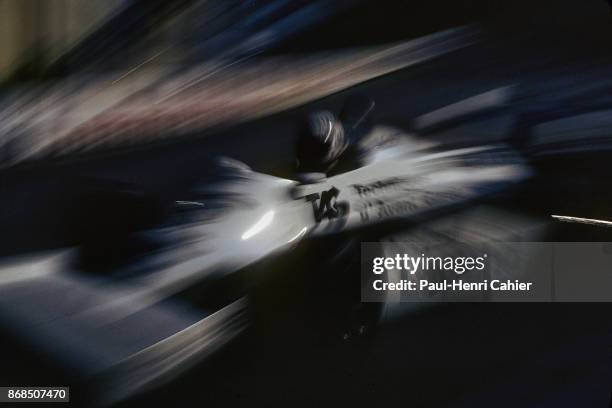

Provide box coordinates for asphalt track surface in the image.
[1,2,612,407]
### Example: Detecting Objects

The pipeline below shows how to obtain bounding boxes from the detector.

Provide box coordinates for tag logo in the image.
[305,186,349,222]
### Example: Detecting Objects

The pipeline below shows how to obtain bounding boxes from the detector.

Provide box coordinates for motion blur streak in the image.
[551,215,612,228]
[1,1,612,407]
[242,210,275,240]
[0,25,477,167]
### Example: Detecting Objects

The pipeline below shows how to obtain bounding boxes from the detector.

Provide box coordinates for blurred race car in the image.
[0,96,533,405]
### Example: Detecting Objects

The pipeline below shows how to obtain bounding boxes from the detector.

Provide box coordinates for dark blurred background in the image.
[0,1,612,407]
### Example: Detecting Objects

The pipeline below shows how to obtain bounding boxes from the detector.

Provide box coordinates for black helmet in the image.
[296,110,346,173]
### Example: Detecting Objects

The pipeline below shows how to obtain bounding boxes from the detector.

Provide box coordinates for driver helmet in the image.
[296,110,347,173]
